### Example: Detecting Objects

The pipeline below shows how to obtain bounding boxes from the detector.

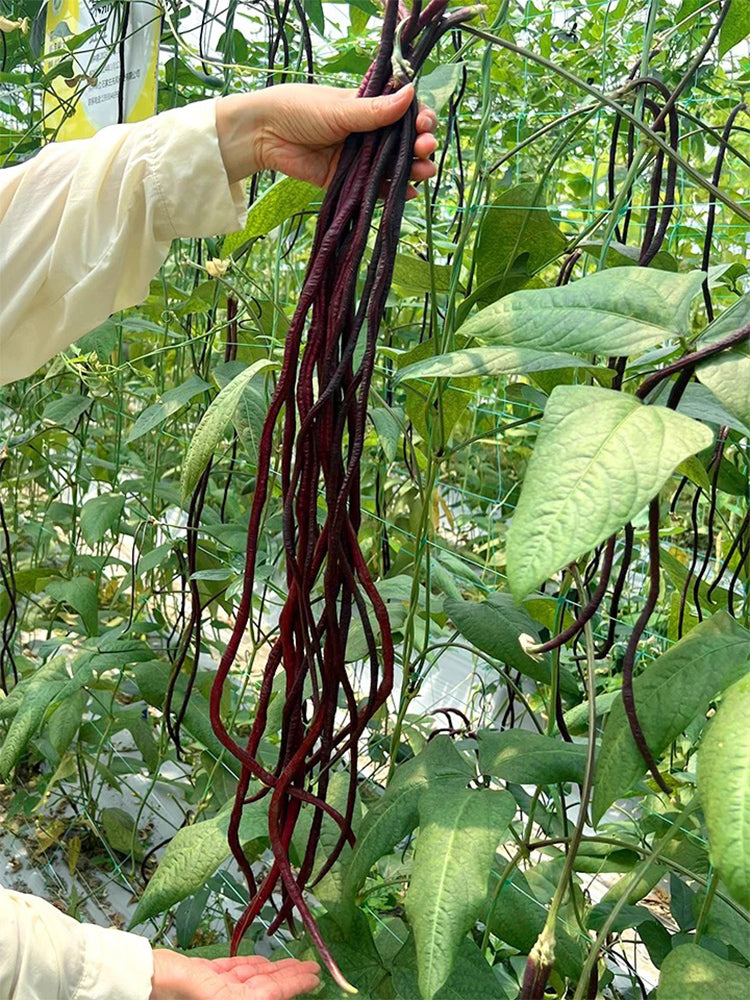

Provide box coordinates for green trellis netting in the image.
[0,0,748,995]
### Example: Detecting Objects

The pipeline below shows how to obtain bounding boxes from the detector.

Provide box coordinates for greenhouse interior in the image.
[0,1,749,998]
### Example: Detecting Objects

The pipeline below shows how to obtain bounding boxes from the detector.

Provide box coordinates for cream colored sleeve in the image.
[0,98,248,386]
[0,887,154,1000]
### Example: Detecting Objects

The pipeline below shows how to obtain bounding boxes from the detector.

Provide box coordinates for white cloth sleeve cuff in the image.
[147,97,248,240]
[76,922,154,1000]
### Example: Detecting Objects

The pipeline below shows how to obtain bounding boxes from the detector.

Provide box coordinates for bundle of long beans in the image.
[208,1,480,988]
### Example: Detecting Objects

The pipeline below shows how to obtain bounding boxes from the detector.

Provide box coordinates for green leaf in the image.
[389,250,456,295]
[369,405,402,463]
[593,612,750,824]
[676,455,712,493]
[563,690,619,736]
[342,737,472,906]
[133,661,234,771]
[128,376,210,443]
[418,63,464,115]
[130,800,268,926]
[444,592,578,694]
[76,319,120,361]
[474,183,566,288]
[47,689,87,757]
[698,673,750,908]
[175,887,210,950]
[46,577,99,635]
[0,657,91,777]
[42,393,93,427]
[696,296,750,432]
[477,729,587,785]
[392,934,515,1000]
[80,493,125,546]
[486,868,584,980]
[658,944,750,1000]
[123,711,160,772]
[223,178,322,256]
[697,348,750,432]
[180,359,276,502]
[64,23,103,51]
[719,0,750,56]
[232,383,267,464]
[677,382,750,438]
[405,786,515,1000]
[396,346,597,382]
[349,2,372,35]
[458,268,704,357]
[507,385,713,600]
[100,806,143,859]
[580,239,678,272]
[398,338,477,445]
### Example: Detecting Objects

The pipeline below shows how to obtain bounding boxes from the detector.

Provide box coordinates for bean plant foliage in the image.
[0,1,749,999]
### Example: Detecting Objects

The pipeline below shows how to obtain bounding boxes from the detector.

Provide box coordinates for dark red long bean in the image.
[204,3,478,989]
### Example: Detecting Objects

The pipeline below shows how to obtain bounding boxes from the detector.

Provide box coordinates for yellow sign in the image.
[44,0,160,142]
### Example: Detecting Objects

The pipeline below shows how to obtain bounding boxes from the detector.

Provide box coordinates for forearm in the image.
[0,99,247,386]
[0,887,154,1000]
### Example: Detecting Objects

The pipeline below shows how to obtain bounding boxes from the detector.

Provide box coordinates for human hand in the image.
[150,948,321,1000]
[216,83,437,197]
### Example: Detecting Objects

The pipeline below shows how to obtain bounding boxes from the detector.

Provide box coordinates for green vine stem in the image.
[520,566,598,997]
[572,797,701,1000]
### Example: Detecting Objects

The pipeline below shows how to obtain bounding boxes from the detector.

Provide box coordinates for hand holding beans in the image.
[215,82,437,196]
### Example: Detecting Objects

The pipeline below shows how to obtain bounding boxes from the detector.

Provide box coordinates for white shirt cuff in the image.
[76,922,154,1000]
[147,97,248,241]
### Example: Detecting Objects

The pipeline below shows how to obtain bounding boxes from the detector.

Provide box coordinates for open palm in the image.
[151,949,321,1000]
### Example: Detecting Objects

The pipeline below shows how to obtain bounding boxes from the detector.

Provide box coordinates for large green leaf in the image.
[133,661,234,771]
[127,375,210,443]
[698,672,750,908]
[658,945,750,1000]
[718,0,750,56]
[444,591,578,694]
[477,729,587,785]
[593,612,750,824]
[392,934,516,1000]
[79,493,125,546]
[47,688,87,757]
[231,383,267,464]
[696,294,750,432]
[0,652,102,777]
[342,737,472,907]
[474,183,566,289]
[396,346,595,382]
[390,251,456,294]
[100,806,144,859]
[0,658,68,776]
[458,268,704,357]
[418,63,464,115]
[180,359,275,502]
[42,393,93,427]
[398,339,477,446]
[223,177,322,256]
[677,382,750,438]
[46,577,99,635]
[580,239,678,272]
[506,386,713,600]
[129,799,268,926]
[405,786,515,1000]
